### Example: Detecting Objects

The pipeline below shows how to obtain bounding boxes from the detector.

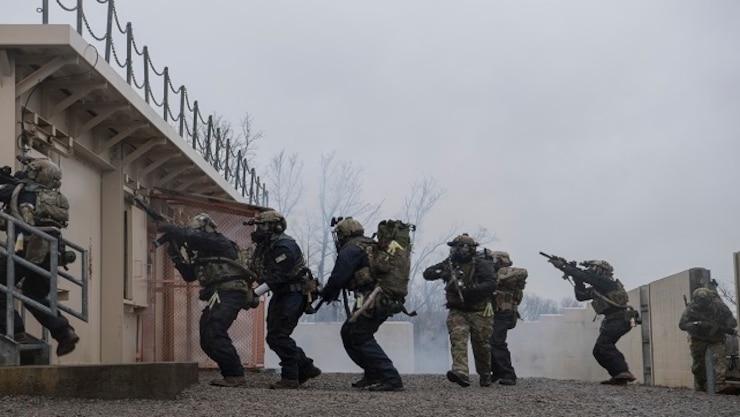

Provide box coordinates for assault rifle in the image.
[446,260,466,303]
[540,251,581,283]
[132,195,189,265]
[0,155,35,185]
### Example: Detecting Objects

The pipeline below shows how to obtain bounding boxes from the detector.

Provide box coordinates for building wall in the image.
[0,25,263,366]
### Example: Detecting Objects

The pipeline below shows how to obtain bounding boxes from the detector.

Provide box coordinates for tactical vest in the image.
[250,234,306,287]
[195,239,252,292]
[10,184,70,264]
[12,183,70,228]
[444,259,489,311]
[591,279,628,314]
[687,301,734,342]
[347,236,378,291]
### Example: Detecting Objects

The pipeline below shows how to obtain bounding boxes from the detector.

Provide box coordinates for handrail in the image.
[0,210,88,342]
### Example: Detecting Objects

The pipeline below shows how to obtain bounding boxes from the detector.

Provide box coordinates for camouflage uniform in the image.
[423,234,496,387]
[678,287,737,392]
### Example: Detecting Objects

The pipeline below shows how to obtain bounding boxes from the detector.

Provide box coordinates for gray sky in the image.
[4,1,740,301]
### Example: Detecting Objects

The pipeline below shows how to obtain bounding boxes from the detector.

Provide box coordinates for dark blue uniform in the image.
[255,235,316,382]
[165,226,248,379]
[0,183,75,349]
[562,265,632,379]
[322,240,403,390]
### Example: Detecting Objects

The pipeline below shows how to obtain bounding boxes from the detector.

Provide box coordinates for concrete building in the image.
[0,24,266,368]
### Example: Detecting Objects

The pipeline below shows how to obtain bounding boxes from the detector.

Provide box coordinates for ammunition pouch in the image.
[349,266,374,290]
[494,290,517,312]
[199,286,215,301]
[368,292,411,319]
[25,235,50,264]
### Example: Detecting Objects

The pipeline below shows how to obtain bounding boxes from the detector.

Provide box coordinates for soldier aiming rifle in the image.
[541,251,638,385]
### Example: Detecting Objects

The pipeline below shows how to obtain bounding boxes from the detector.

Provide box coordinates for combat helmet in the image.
[27,158,62,188]
[581,260,614,277]
[254,210,287,233]
[448,233,478,263]
[246,210,287,243]
[692,287,716,308]
[189,213,218,233]
[334,217,364,238]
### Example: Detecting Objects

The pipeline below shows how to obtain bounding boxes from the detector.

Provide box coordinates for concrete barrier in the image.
[0,362,199,399]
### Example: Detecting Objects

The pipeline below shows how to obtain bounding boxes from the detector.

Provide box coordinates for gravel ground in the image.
[1,371,738,417]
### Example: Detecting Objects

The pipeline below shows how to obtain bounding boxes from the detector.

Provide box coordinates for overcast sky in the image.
[4,1,740,301]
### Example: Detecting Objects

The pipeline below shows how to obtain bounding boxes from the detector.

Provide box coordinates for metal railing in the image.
[38,0,268,206]
[0,211,88,342]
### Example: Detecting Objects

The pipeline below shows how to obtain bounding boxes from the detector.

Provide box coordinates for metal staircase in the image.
[0,211,88,365]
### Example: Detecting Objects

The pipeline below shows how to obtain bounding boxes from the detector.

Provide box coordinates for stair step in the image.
[18,343,47,352]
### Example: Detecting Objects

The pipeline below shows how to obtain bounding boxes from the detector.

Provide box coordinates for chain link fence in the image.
[138,191,265,369]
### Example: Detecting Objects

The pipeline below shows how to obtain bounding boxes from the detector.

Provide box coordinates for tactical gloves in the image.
[549,257,566,268]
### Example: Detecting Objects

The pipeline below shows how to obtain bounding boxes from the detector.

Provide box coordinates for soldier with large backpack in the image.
[320,217,414,392]
[481,249,527,386]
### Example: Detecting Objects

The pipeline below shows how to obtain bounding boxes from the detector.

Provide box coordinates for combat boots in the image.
[270,379,300,389]
[56,327,80,356]
[299,366,322,384]
[352,377,380,388]
[210,376,247,387]
[367,381,404,392]
[600,371,635,385]
[446,370,471,387]
[479,374,492,387]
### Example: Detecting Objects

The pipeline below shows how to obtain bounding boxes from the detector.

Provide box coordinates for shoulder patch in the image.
[274,253,287,263]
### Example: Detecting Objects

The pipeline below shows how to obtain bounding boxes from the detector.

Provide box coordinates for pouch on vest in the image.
[34,188,69,228]
[25,235,50,264]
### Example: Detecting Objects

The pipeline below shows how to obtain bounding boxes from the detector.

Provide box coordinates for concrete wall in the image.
[264,321,415,374]
[507,268,727,388]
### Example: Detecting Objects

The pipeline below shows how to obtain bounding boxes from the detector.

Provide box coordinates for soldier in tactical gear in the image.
[424,234,497,388]
[247,210,321,389]
[486,250,527,386]
[548,257,636,385]
[321,217,404,392]
[159,213,255,387]
[0,158,79,356]
[679,287,737,394]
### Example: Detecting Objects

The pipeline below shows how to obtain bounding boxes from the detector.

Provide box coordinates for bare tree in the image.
[195,112,263,183]
[264,150,304,217]
[238,113,264,167]
[314,152,382,281]
[716,279,737,307]
[518,293,562,321]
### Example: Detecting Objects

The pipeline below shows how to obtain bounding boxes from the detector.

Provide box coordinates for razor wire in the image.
[39,0,268,205]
